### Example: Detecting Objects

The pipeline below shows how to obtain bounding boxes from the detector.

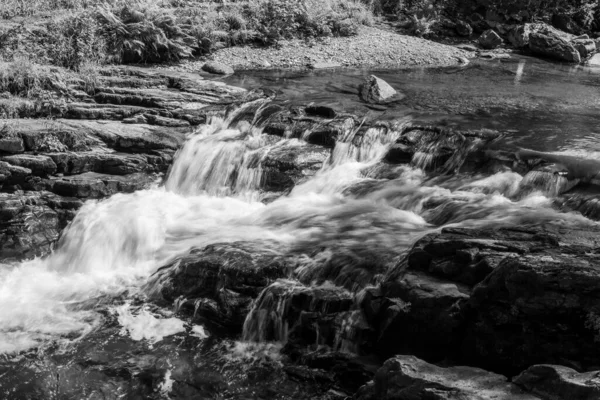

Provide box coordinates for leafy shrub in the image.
[96,3,196,63]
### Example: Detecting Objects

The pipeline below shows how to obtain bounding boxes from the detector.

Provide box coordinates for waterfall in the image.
[0,98,593,356]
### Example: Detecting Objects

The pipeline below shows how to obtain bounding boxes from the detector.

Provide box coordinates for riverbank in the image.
[180,25,469,71]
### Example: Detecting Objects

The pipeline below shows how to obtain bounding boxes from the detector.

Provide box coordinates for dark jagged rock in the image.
[243,279,371,354]
[0,191,79,261]
[463,248,600,374]
[355,355,538,400]
[514,364,600,400]
[366,226,600,366]
[479,29,503,49]
[150,242,288,331]
[262,142,330,192]
[556,192,600,220]
[384,127,501,174]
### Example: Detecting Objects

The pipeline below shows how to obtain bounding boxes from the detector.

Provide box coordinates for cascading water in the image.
[0,96,595,359]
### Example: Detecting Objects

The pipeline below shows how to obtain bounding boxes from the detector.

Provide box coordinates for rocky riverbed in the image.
[1,56,600,400]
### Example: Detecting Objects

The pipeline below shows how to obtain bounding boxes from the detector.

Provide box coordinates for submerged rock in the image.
[359,75,398,104]
[355,355,537,400]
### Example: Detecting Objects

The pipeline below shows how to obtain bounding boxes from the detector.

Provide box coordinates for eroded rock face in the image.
[355,355,538,400]
[514,364,600,400]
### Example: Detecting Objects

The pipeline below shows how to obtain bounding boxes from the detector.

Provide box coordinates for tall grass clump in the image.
[96,2,196,63]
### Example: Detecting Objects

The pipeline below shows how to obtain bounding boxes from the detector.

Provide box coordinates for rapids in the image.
[0,103,593,356]
[0,57,599,398]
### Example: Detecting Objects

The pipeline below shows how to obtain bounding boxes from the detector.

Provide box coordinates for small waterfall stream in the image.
[0,97,594,360]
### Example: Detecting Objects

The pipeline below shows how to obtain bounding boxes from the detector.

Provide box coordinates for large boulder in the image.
[529,31,581,63]
[355,355,538,400]
[368,227,563,362]
[463,249,600,373]
[514,364,600,400]
[359,75,399,104]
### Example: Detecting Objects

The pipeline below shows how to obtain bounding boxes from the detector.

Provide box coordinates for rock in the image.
[455,20,473,37]
[370,227,559,361]
[51,172,155,198]
[355,355,538,400]
[202,61,234,75]
[463,247,600,373]
[556,192,600,220]
[359,75,398,104]
[514,364,600,400]
[1,155,57,177]
[0,126,24,153]
[149,242,287,331]
[529,32,581,63]
[0,161,31,186]
[384,127,500,173]
[572,39,596,59]
[455,44,478,52]
[508,24,532,48]
[261,142,330,192]
[479,29,503,49]
[304,104,338,119]
[590,53,600,66]
[60,120,187,152]
[243,279,355,345]
[0,191,70,261]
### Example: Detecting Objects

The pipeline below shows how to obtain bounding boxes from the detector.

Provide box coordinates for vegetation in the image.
[0,0,374,70]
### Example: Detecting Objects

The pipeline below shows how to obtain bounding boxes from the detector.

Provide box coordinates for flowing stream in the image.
[0,56,599,398]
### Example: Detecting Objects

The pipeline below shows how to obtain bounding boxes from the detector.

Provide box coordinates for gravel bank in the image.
[179,26,469,71]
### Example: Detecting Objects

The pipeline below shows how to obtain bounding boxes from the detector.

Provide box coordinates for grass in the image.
[0,0,375,70]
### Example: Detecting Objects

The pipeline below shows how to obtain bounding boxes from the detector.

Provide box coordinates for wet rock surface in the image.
[355,355,538,400]
[514,364,600,400]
